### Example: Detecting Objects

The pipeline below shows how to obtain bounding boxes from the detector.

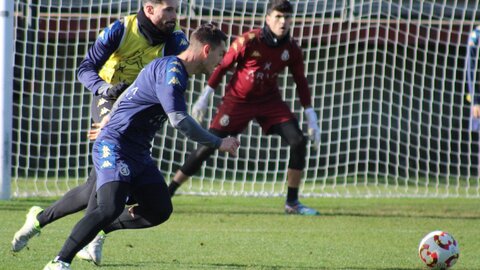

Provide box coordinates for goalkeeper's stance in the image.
[11,0,188,264]
[168,0,321,216]
[43,24,238,270]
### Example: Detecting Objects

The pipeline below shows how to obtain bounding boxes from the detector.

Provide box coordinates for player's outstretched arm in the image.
[168,112,239,154]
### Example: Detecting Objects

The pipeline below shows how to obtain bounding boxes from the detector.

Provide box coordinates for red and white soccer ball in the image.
[418,231,459,269]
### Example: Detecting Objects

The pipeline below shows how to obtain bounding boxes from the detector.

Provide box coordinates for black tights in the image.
[37,169,98,228]
[37,97,116,228]
[57,181,172,263]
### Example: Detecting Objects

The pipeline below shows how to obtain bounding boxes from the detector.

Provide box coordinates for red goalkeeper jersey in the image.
[207,28,311,107]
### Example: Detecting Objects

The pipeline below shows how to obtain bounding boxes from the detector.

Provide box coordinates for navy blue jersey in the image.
[467,26,480,131]
[97,56,188,160]
[467,26,480,104]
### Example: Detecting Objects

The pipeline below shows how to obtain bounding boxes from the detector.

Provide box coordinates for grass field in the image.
[1,196,479,269]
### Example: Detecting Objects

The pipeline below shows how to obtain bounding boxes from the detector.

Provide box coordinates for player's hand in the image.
[192,85,215,123]
[218,137,240,156]
[87,115,110,141]
[304,107,321,149]
[87,125,101,141]
[473,105,480,118]
[98,82,129,100]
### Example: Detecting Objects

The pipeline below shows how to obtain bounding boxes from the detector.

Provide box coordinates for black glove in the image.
[98,82,129,100]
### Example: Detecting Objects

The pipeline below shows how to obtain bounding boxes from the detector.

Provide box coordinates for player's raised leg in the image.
[11,170,96,252]
[11,206,43,252]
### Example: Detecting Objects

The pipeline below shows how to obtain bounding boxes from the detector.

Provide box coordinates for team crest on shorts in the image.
[281,50,289,61]
[220,114,230,126]
[119,161,130,176]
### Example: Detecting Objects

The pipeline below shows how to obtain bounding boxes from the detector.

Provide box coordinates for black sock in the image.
[286,187,299,204]
[168,181,181,197]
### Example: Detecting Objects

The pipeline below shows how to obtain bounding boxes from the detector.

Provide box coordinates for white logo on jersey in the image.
[168,76,181,86]
[251,50,261,58]
[101,145,112,158]
[281,50,289,61]
[101,160,113,169]
[220,114,230,127]
[97,98,108,107]
[100,107,110,117]
[169,67,181,73]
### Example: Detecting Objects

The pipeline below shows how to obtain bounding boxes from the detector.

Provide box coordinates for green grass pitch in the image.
[1,196,479,269]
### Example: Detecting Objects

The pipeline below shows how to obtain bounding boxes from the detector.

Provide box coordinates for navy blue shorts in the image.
[93,139,165,190]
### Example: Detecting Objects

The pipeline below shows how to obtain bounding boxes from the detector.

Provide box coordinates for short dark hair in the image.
[142,0,167,5]
[190,23,228,50]
[267,0,293,14]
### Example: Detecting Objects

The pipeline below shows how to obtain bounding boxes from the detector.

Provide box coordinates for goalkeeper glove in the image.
[192,85,215,123]
[304,107,320,149]
[97,82,129,100]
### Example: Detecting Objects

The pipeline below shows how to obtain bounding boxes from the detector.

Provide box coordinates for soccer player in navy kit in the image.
[467,25,480,175]
[43,24,239,270]
[12,0,188,263]
[168,0,321,215]
[467,26,480,130]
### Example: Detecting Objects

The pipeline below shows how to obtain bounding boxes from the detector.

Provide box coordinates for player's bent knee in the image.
[289,134,307,149]
[288,135,307,170]
[148,203,173,226]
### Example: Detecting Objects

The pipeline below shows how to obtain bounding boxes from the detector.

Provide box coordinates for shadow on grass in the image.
[172,208,480,221]
[102,260,424,270]
[4,196,480,221]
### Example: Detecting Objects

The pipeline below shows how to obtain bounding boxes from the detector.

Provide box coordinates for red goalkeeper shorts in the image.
[209,98,296,134]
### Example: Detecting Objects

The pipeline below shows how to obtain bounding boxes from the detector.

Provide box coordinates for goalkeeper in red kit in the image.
[168,0,321,215]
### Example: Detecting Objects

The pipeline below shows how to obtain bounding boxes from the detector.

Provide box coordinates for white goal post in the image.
[1,1,13,200]
[8,0,480,198]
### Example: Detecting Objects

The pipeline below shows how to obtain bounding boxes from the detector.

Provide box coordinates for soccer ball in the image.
[418,231,459,269]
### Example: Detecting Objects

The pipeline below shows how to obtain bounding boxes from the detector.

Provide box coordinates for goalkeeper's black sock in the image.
[286,187,299,204]
[168,181,181,197]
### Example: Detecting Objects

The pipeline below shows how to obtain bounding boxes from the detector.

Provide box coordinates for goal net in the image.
[11,0,480,198]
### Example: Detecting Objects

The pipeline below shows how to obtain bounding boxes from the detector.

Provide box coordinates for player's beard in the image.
[158,20,176,35]
[137,9,175,45]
